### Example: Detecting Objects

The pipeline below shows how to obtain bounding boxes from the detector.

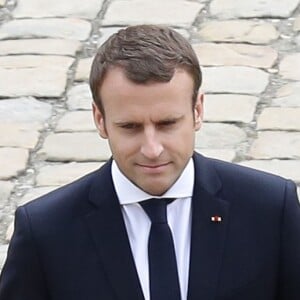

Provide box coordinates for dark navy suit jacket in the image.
[0,153,299,299]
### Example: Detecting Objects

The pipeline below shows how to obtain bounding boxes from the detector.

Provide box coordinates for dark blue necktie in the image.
[140,198,181,300]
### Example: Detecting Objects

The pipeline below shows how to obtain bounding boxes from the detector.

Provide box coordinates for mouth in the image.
[137,162,171,173]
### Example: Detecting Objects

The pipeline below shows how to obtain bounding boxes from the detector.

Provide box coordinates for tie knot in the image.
[140,198,174,224]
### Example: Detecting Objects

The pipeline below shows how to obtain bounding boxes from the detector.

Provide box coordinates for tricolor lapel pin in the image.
[211,215,222,222]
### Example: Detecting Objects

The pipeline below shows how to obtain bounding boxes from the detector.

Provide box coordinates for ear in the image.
[194,93,204,131]
[92,102,108,139]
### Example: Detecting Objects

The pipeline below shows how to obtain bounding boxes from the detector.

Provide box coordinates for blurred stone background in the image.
[0,0,300,268]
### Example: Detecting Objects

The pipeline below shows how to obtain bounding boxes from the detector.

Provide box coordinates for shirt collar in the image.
[112,158,195,205]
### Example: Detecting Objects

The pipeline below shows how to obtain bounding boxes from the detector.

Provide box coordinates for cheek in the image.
[176,131,196,156]
[109,136,140,158]
[163,135,194,160]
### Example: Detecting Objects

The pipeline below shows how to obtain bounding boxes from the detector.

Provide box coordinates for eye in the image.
[120,123,140,130]
[158,120,177,127]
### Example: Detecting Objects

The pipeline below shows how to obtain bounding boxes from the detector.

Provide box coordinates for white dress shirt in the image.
[111,158,194,300]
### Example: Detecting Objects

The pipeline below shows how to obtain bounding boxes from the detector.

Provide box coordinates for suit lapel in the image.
[188,153,230,300]
[83,154,230,300]
[84,161,144,300]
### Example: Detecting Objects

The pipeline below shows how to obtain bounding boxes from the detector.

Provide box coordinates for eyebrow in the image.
[114,115,184,126]
[156,115,184,124]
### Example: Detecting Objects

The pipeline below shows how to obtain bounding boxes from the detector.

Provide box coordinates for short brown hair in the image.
[89,25,202,115]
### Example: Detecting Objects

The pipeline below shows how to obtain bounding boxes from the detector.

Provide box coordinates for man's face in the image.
[93,67,203,196]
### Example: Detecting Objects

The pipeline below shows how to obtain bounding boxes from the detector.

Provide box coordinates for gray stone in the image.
[56,111,95,132]
[296,34,300,46]
[0,181,14,208]
[195,148,236,162]
[0,98,52,130]
[102,0,204,27]
[0,18,91,41]
[0,245,8,270]
[0,39,82,56]
[36,162,101,186]
[294,15,300,31]
[75,57,93,81]
[0,55,73,69]
[38,132,111,162]
[5,223,13,242]
[249,131,300,159]
[0,124,40,149]
[0,148,29,180]
[195,123,246,149]
[0,68,70,98]
[239,160,300,184]
[202,66,269,94]
[13,0,103,19]
[210,0,299,19]
[273,82,300,107]
[19,186,58,206]
[279,53,300,80]
[194,43,277,68]
[67,84,93,110]
[197,20,279,44]
[0,55,74,97]
[98,27,124,46]
[204,94,259,123]
[257,108,300,130]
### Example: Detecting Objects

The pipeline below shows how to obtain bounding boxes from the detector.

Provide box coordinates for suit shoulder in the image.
[194,153,292,206]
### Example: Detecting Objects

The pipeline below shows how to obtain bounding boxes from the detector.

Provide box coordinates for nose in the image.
[140,127,163,159]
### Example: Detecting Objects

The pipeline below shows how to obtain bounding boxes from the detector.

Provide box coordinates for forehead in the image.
[99,68,195,122]
[100,67,194,101]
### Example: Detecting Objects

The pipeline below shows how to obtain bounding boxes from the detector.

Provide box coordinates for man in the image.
[0,25,299,300]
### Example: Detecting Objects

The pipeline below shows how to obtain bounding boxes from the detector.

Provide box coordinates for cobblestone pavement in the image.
[0,0,300,267]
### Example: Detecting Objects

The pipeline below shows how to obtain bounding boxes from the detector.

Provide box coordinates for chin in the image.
[144,185,170,196]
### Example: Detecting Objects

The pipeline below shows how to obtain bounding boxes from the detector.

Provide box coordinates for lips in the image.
[136,162,171,173]
[137,162,170,168]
